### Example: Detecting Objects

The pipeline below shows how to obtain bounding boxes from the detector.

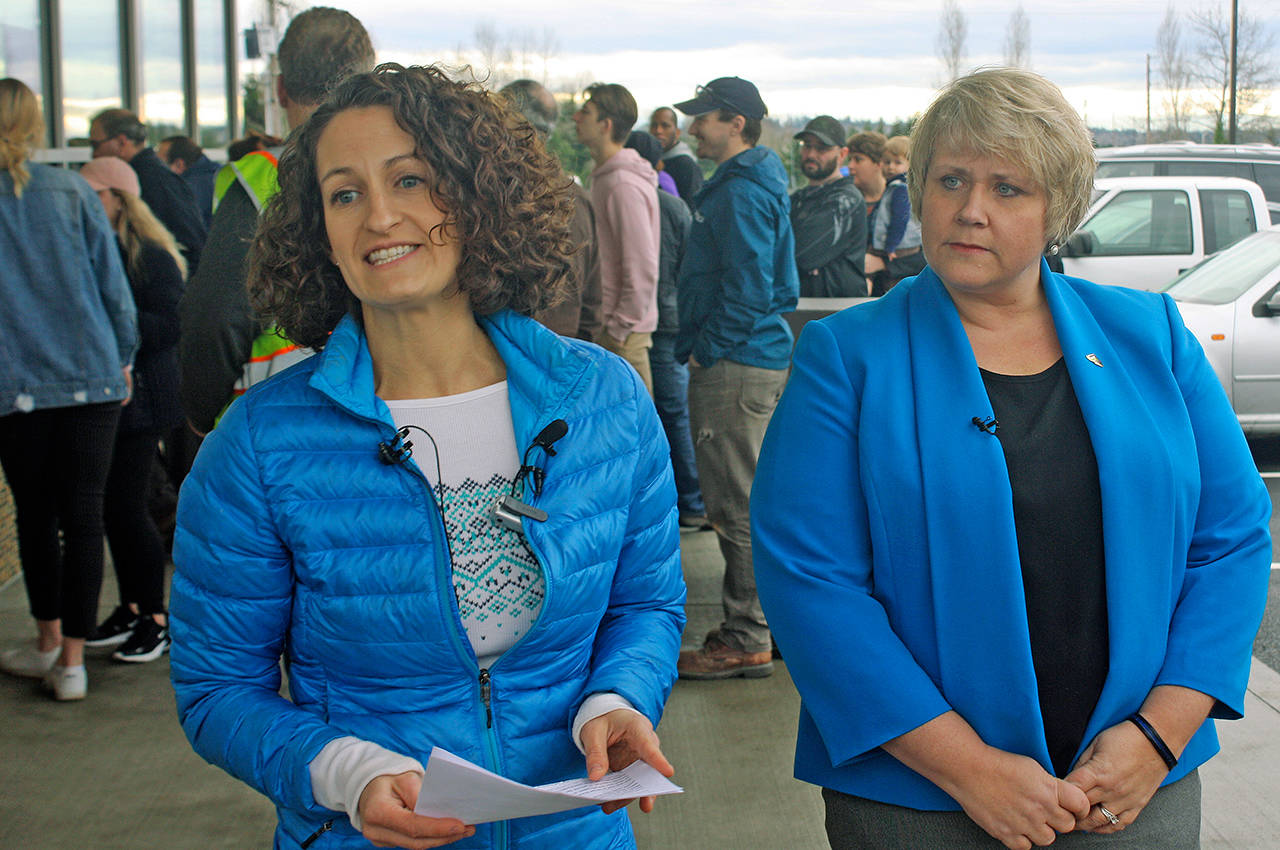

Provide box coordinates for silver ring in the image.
[1099,805,1120,825]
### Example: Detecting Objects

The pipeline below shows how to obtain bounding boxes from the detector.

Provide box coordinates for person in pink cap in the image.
[79,155,187,665]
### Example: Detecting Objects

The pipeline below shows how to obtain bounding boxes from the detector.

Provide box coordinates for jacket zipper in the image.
[300,819,332,848]
[479,667,493,728]
[370,416,560,850]
[396,429,510,850]
[476,665,506,848]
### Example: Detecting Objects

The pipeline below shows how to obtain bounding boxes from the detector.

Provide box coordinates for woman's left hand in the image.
[1063,721,1168,834]
[579,708,674,815]
[121,365,134,406]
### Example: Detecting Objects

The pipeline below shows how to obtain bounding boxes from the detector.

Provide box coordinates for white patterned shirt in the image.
[386,382,544,670]
[310,383,636,828]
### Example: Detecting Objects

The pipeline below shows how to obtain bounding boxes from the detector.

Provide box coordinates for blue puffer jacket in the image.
[170,310,686,850]
[675,146,799,370]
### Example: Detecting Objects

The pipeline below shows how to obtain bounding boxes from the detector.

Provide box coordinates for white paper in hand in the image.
[413,747,682,824]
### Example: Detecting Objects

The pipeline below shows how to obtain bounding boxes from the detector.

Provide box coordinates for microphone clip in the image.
[971,415,999,435]
[377,427,415,464]
[491,494,549,533]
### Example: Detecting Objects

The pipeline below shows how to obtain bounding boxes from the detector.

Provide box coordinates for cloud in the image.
[256,0,1280,126]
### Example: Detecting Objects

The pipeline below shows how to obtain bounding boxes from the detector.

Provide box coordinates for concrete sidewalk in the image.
[1,529,1277,848]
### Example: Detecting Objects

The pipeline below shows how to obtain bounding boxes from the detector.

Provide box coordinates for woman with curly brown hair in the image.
[169,64,685,850]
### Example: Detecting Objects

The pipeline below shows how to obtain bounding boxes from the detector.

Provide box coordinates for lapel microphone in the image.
[377,427,414,464]
[493,419,569,532]
[972,415,999,435]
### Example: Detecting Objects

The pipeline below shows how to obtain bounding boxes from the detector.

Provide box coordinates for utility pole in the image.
[1145,54,1151,144]
[1228,0,1238,143]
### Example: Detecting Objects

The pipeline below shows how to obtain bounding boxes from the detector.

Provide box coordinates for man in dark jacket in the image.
[159,135,220,229]
[90,109,206,273]
[649,106,703,201]
[672,77,799,680]
[177,7,374,436]
[790,115,867,297]
[625,131,708,530]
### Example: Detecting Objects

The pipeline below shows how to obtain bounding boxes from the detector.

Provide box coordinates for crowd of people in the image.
[0,4,1273,850]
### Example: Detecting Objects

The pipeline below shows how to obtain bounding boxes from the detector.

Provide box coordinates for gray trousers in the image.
[823,769,1201,849]
[687,358,787,653]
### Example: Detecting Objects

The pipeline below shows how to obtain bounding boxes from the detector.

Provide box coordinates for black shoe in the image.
[112,619,170,663]
[85,606,140,648]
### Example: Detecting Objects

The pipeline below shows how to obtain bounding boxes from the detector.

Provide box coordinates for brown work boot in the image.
[677,632,773,680]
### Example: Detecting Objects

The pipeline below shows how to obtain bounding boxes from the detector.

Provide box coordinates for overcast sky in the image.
[245,0,1280,131]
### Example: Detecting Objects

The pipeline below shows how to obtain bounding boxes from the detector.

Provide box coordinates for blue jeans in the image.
[649,333,705,517]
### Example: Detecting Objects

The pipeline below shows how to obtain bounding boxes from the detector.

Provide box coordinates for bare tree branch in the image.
[535,27,561,87]
[936,0,968,82]
[474,21,513,86]
[1003,5,1031,69]
[1188,4,1280,132]
[1155,4,1191,135]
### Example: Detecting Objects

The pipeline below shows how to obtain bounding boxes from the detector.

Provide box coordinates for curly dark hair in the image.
[249,63,576,350]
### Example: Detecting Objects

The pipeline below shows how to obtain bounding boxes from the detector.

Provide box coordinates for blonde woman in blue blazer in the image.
[753,68,1271,850]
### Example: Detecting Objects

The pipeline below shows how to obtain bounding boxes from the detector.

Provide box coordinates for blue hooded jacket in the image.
[170,310,686,849]
[675,146,799,370]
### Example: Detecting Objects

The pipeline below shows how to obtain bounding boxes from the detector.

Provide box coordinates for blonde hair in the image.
[884,135,910,160]
[908,67,1095,248]
[112,190,188,281]
[0,78,44,197]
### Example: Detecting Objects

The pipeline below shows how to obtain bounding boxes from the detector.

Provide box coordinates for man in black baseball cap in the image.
[673,77,768,120]
[790,115,867,297]
[671,76,799,681]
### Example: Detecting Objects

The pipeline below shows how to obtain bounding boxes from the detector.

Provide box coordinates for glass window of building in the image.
[1,3,44,121]
[140,0,185,142]
[196,0,227,147]
[61,0,121,144]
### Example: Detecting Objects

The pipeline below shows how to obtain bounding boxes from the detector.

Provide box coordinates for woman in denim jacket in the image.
[0,78,138,701]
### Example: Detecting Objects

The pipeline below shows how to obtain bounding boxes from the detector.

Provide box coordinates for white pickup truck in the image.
[1058,176,1269,290]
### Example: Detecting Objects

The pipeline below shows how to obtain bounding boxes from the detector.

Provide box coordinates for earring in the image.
[1046,243,1061,256]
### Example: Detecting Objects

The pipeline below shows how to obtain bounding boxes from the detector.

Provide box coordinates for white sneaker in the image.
[43,665,87,701]
[0,642,61,679]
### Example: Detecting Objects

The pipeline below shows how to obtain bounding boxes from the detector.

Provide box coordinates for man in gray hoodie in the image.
[650,106,703,201]
[574,83,661,394]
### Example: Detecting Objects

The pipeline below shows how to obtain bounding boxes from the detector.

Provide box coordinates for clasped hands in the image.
[354,709,672,849]
[958,720,1170,850]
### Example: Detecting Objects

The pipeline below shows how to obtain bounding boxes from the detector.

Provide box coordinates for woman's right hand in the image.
[949,748,1090,849]
[883,712,1090,849]
[357,772,475,849]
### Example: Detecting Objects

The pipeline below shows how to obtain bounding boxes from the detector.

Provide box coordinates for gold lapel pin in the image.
[1086,353,1103,368]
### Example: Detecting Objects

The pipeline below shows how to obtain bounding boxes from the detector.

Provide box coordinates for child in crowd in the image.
[880,134,910,182]
[866,134,924,295]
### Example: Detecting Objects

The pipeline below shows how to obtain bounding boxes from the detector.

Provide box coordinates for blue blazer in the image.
[752,262,1272,810]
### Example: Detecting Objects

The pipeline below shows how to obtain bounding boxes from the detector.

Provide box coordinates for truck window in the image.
[1096,161,1156,178]
[1166,160,1252,180]
[1082,190,1192,255]
[1251,164,1280,204]
[1200,189,1257,254]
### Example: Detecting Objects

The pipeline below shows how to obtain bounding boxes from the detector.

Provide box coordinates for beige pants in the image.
[596,331,654,397]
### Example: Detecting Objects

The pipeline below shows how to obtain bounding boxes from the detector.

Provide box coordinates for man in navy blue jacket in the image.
[673,76,799,680]
[89,109,206,273]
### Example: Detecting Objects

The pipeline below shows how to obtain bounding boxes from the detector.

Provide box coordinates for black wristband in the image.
[1127,712,1178,771]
